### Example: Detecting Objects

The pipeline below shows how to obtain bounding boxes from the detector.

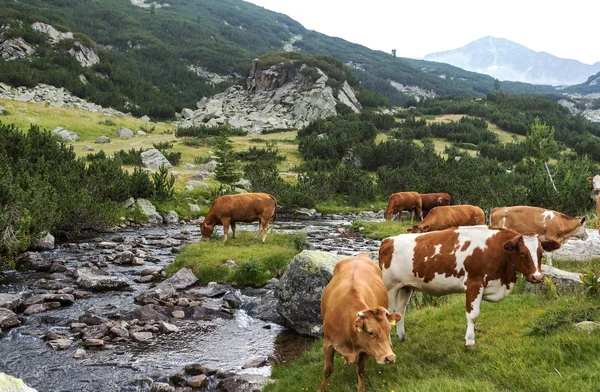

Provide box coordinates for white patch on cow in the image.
[454,226,492,274]
[433,244,442,256]
[542,210,555,220]
[593,175,600,192]
[465,285,483,347]
[483,278,515,302]
[523,235,543,280]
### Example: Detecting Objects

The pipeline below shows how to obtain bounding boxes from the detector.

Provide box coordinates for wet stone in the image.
[0,308,20,329]
[110,325,129,338]
[170,372,186,386]
[84,338,104,347]
[184,363,217,376]
[48,338,72,350]
[171,310,185,319]
[150,382,175,392]
[130,331,153,342]
[79,312,109,325]
[176,297,190,307]
[83,324,109,340]
[187,374,207,388]
[23,301,61,315]
[73,348,86,359]
[0,293,22,311]
[159,321,179,334]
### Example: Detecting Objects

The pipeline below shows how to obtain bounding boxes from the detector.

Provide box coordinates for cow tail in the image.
[269,194,277,224]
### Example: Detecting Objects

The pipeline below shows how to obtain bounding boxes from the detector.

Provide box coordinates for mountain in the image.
[424,36,600,86]
[0,1,561,118]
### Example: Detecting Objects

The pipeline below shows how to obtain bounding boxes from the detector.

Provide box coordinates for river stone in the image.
[159,321,179,333]
[158,267,198,291]
[23,302,61,315]
[48,338,72,350]
[185,305,233,321]
[136,198,163,225]
[0,294,22,311]
[187,375,207,388]
[0,308,20,329]
[163,211,179,224]
[73,348,86,359]
[0,372,38,391]
[276,251,349,337]
[31,232,55,251]
[94,135,111,143]
[84,338,104,347]
[75,267,131,292]
[79,313,109,325]
[150,382,174,392]
[217,374,271,392]
[84,324,109,340]
[15,251,51,271]
[242,356,268,369]
[186,284,232,299]
[20,293,75,309]
[124,305,169,321]
[241,289,281,324]
[523,265,584,296]
[184,363,217,376]
[116,127,134,138]
[130,331,153,342]
[135,283,177,305]
[110,325,129,338]
[171,310,185,319]
[114,251,135,264]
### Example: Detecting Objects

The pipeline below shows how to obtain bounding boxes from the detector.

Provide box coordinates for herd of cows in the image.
[198,187,596,391]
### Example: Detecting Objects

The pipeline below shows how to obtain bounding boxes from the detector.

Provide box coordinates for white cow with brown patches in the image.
[587,175,600,233]
[490,206,587,265]
[378,226,560,348]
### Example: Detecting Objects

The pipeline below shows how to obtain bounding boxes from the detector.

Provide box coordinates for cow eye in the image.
[369,331,377,338]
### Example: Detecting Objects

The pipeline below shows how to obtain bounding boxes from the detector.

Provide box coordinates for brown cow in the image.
[384,191,422,221]
[320,254,401,392]
[408,205,485,233]
[490,206,587,265]
[200,193,276,242]
[419,192,451,215]
[379,226,560,348]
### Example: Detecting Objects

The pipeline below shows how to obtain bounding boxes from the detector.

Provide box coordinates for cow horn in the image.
[357,311,365,318]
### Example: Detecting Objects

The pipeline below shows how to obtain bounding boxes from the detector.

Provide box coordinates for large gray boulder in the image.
[0,308,20,329]
[68,41,100,67]
[94,135,111,144]
[116,127,134,138]
[141,149,172,170]
[158,267,198,291]
[31,22,73,44]
[15,252,51,272]
[523,265,584,295]
[52,126,79,141]
[276,251,348,337]
[0,38,36,61]
[196,160,217,172]
[136,198,163,225]
[0,372,37,391]
[31,232,55,251]
[75,267,130,292]
[0,294,22,311]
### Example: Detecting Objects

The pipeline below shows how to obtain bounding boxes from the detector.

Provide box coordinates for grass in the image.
[354,220,415,240]
[552,258,600,273]
[265,294,600,392]
[165,231,303,285]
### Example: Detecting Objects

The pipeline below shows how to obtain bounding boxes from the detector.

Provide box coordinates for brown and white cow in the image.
[200,193,276,242]
[490,206,587,265]
[408,205,485,233]
[384,191,422,222]
[419,192,451,215]
[320,253,402,392]
[588,175,600,233]
[379,226,560,348]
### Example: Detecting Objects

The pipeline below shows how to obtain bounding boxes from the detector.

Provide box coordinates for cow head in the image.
[353,306,401,364]
[438,195,451,206]
[384,209,394,221]
[502,234,560,283]
[572,217,588,241]
[588,176,600,201]
[408,225,430,233]
[200,220,215,241]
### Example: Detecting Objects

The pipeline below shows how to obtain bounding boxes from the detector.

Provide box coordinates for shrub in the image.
[152,165,175,201]
[230,258,271,286]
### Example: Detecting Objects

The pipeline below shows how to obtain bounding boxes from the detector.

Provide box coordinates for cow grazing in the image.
[320,253,402,392]
[408,205,485,233]
[419,192,451,215]
[200,193,276,242]
[385,191,422,222]
[379,226,560,348]
[490,206,587,265]
[588,176,600,233]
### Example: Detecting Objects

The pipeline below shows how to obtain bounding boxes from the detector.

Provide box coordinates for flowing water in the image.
[0,216,381,391]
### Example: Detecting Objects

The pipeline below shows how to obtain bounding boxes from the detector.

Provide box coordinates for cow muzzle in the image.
[377,353,396,365]
[527,273,544,283]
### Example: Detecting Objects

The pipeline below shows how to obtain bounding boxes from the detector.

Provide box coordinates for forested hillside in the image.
[0,0,565,119]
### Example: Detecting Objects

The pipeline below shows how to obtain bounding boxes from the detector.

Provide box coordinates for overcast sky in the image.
[244,0,600,65]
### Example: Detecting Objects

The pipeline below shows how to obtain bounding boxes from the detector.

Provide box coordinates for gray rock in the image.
[186,284,233,299]
[295,208,318,219]
[141,149,173,170]
[0,38,36,61]
[15,252,51,272]
[241,289,282,324]
[73,348,86,359]
[79,313,109,325]
[185,180,210,190]
[110,325,129,338]
[137,130,146,136]
[136,198,163,225]
[68,41,100,67]
[276,251,348,336]
[0,372,38,391]
[140,115,151,122]
[158,268,198,291]
[135,283,177,305]
[23,302,61,315]
[94,135,111,144]
[52,126,79,141]
[186,305,233,321]
[574,321,600,332]
[83,324,109,340]
[75,267,131,292]
[150,382,174,392]
[188,203,201,212]
[130,331,153,342]
[196,160,217,172]
[187,374,207,388]
[159,321,179,333]
[116,127,134,138]
[523,265,584,296]
[181,108,194,119]
[82,145,94,151]
[114,251,135,265]
[0,294,22,311]
[121,197,135,209]
[31,22,74,44]
[184,363,217,376]
[163,211,179,224]
[48,338,73,350]
[0,308,20,329]
[31,231,55,251]
[20,293,75,309]
[124,305,169,322]
[218,374,271,392]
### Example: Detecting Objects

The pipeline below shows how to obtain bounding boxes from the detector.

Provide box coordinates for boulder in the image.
[0,38,36,61]
[136,198,163,225]
[276,251,348,336]
[196,160,217,172]
[75,267,131,292]
[52,126,79,141]
[523,265,584,296]
[163,211,179,224]
[94,136,111,144]
[0,294,22,311]
[185,180,210,190]
[68,41,100,67]
[217,374,271,392]
[116,127,134,138]
[31,231,55,251]
[31,22,74,44]
[141,149,172,170]
[181,108,194,119]
[189,203,201,212]
[140,115,151,122]
[574,321,600,333]
[0,308,20,329]
[123,304,169,322]
[135,283,177,305]
[15,252,51,272]
[158,268,198,291]
[0,372,38,392]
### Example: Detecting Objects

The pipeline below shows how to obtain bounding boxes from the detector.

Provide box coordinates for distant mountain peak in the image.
[424,37,600,86]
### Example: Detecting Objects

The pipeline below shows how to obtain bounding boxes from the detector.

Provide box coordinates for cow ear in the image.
[541,240,561,252]
[422,225,431,232]
[580,217,586,225]
[503,240,517,253]
[437,197,444,203]
[354,316,364,333]
[386,312,402,326]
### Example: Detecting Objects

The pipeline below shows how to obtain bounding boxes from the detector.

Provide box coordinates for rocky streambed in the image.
[0,216,380,392]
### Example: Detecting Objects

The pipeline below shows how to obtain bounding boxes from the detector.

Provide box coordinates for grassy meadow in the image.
[265,293,600,392]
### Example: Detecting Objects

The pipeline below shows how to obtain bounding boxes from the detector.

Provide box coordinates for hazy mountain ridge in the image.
[425,36,600,86]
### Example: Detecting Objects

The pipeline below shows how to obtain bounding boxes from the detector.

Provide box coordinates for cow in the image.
[384,191,422,222]
[200,193,276,242]
[419,192,451,215]
[408,205,485,233]
[378,226,560,348]
[490,206,587,265]
[587,176,600,233]
[320,253,402,392]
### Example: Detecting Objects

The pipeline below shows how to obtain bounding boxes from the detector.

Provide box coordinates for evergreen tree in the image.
[525,117,559,191]
[215,136,241,185]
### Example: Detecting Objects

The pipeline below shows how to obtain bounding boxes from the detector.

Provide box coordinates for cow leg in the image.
[253,225,262,240]
[319,343,335,392]
[231,222,236,239]
[465,284,484,348]
[389,286,412,342]
[260,218,270,243]
[356,352,369,392]
[221,218,230,242]
[416,205,423,222]
[396,208,403,222]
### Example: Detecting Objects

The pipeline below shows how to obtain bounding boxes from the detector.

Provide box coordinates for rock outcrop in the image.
[141,149,172,169]
[177,60,361,131]
[31,22,74,44]
[0,37,35,60]
[68,41,100,67]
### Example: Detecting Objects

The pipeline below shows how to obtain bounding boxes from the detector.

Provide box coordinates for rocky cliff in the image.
[176,60,362,131]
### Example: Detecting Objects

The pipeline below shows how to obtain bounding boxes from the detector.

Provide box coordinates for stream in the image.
[0,215,381,392]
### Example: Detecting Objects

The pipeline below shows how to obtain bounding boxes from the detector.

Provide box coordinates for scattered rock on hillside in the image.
[95,136,111,144]
[31,22,74,44]
[52,126,79,141]
[185,180,209,190]
[0,37,36,60]
[68,41,100,67]
[136,198,163,225]
[116,127,134,138]
[141,149,172,170]
[196,160,217,172]
[140,115,150,121]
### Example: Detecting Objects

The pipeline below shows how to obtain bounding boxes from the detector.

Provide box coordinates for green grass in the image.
[552,258,600,274]
[165,231,303,285]
[354,220,415,240]
[152,187,211,220]
[265,294,600,392]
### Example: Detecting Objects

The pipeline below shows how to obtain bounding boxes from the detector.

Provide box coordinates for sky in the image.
[244,0,600,65]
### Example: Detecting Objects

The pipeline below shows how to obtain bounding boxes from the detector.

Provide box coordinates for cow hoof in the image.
[464,343,476,351]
